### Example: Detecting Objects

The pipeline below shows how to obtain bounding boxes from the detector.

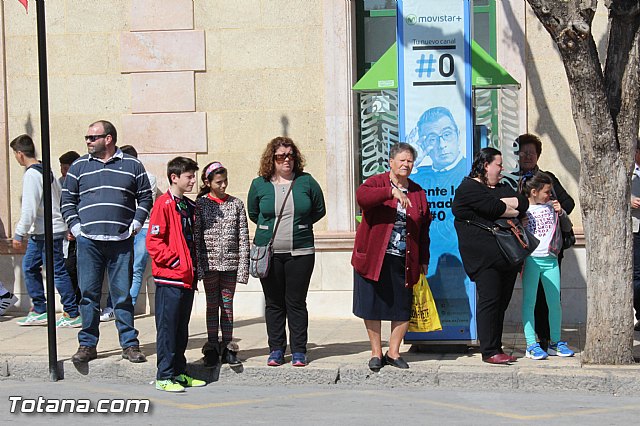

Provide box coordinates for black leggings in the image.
[260,253,315,354]
[474,259,519,358]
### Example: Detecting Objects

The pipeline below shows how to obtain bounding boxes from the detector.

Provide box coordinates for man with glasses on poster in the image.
[407,106,467,247]
[409,106,466,188]
[407,106,471,328]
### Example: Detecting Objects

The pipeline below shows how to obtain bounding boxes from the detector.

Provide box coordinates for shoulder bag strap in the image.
[463,219,495,233]
[269,178,296,244]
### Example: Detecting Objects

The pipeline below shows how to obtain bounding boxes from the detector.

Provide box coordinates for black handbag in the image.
[562,228,576,250]
[466,218,540,265]
[557,212,575,250]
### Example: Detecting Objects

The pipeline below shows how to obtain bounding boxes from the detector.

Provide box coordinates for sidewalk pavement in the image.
[2,313,640,395]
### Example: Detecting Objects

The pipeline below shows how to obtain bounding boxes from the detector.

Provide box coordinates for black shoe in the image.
[122,346,147,363]
[368,356,383,372]
[71,346,97,363]
[222,347,242,367]
[384,352,409,369]
[538,338,550,352]
[227,350,241,367]
[635,321,640,331]
[202,342,220,367]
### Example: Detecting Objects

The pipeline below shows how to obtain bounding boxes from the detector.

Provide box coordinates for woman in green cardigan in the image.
[247,136,326,367]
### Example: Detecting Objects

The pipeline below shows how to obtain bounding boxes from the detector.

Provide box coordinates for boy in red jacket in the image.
[146,157,205,392]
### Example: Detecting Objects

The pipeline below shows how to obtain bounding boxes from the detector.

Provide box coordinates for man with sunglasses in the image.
[61,120,153,364]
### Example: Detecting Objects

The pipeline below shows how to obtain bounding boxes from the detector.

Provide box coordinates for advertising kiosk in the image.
[352,0,519,345]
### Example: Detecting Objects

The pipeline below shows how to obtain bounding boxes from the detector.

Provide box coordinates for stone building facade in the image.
[0,1,597,322]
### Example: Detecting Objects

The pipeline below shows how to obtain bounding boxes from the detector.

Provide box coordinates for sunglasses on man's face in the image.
[274,153,296,162]
[85,134,107,142]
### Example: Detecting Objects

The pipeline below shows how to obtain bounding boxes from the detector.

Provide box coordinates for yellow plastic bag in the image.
[408,273,442,333]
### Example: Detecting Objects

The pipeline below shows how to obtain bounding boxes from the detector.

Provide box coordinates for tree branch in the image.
[527,0,594,50]
[526,0,609,162]
[607,0,640,20]
[604,1,640,127]
[615,25,640,165]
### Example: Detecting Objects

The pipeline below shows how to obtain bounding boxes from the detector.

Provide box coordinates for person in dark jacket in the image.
[247,136,326,368]
[452,147,529,364]
[517,133,575,351]
[352,142,431,371]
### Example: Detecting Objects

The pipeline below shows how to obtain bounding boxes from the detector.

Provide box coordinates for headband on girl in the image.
[206,162,224,177]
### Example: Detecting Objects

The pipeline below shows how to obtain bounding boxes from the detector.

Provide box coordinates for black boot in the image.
[222,342,242,367]
[202,341,219,367]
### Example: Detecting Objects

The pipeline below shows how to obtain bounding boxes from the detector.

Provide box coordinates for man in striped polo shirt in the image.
[61,120,153,364]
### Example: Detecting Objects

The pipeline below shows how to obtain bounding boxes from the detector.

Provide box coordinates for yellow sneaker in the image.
[156,379,184,392]
[175,373,206,388]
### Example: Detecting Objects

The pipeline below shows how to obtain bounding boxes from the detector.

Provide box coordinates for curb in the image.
[3,356,640,395]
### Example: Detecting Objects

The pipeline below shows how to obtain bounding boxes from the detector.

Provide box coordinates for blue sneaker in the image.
[267,350,285,367]
[547,341,574,357]
[525,343,548,360]
[291,352,307,367]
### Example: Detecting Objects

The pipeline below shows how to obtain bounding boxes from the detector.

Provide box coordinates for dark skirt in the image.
[352,254,412,321]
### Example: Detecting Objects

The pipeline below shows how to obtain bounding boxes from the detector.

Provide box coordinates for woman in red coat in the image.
[352,143,431,371]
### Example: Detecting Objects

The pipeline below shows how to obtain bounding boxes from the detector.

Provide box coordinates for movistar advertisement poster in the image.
[397,0,476,342]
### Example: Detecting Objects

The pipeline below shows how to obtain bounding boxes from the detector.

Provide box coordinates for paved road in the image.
[1,378,639,424]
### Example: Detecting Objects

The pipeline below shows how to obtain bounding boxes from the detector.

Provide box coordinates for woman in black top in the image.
[452,148,529,364]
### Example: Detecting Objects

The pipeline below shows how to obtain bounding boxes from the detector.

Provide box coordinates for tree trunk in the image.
[526,0,637,364]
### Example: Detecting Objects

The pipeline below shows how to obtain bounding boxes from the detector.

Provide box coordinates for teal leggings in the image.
[522,256,562,346]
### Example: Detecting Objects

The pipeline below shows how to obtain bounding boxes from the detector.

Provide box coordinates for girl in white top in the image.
[521,172,574,360]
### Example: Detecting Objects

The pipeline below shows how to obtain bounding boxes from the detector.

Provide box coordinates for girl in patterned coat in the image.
[194,162,250,367]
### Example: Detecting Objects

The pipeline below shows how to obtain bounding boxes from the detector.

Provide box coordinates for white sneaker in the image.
[0,293,18,316]
[99,307,115,322]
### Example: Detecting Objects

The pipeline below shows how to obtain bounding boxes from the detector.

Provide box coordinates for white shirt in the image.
[14,166,67,240]
[526,203,557,257]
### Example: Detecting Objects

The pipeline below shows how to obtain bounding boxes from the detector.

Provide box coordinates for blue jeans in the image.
[76,236,139,348]
[106,229,149,308]
[23,237,79,317]
[131,228,149,305]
